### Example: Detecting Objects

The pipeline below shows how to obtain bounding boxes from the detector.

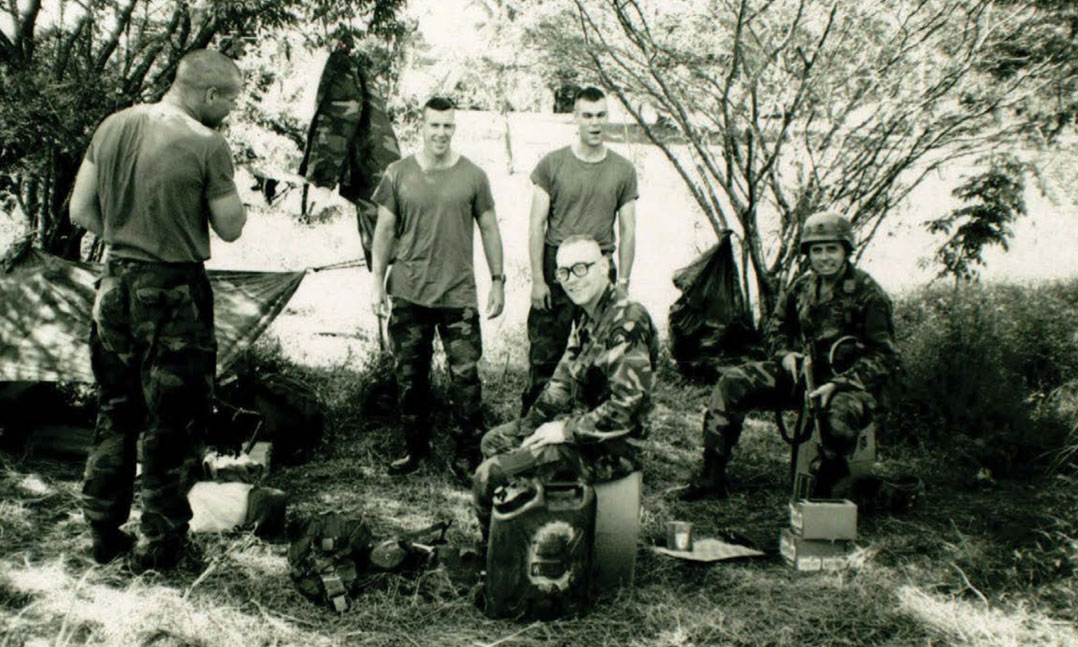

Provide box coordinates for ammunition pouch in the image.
[288,512,372,613]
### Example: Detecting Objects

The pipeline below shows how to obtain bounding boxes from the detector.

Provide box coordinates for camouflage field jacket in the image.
[522,284,660,444]
[766,263,897,395]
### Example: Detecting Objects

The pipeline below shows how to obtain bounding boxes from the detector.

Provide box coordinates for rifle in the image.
[778,348,827,501]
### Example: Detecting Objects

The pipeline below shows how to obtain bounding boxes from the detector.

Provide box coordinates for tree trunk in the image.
[42,152,83,259]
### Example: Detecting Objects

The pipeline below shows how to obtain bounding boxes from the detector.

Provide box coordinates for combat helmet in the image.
[799,211,854,254]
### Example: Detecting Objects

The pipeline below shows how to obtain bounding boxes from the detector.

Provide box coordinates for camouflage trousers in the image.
[388,299,483,457]
[522,244,616,414]
[704,360,875,462]
[472,420,639,538]
[82,259,216,544]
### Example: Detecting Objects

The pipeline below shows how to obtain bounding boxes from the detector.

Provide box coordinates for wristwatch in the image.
[492,273,506,283]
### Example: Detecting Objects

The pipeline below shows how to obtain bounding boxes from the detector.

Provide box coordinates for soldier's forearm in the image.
[566,402,638,445]
[370,210,396,281]
[479,230,503,276]
[528,229,545,285]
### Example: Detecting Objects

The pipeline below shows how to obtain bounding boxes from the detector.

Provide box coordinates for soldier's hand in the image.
[531,281,552,311]
[521,420,567,450]
[809,381,837,408]
[487,281,505,319]
[782,352,804,383]
[370,284,389,319]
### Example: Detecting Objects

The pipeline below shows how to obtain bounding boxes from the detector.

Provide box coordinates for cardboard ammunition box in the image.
[248,442,273,475]
[779,528,851,572]
[789,498,857,540]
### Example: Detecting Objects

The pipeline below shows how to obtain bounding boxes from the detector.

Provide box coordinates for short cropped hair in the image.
[424,96,456,112]
[559,234,602,255]
[174,49,241,91]
[574,86,606,106]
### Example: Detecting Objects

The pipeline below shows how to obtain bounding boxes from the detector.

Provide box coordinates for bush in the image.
[888,279,1078,477]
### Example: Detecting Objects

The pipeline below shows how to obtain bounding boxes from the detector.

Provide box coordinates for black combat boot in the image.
[450,434,481,486]
[678,450,729,501]
[90,524,136,564]
[130,533,202,573]
[387,431,431,476]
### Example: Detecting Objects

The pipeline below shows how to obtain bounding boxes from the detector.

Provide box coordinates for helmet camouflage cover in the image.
[800,212,854,253]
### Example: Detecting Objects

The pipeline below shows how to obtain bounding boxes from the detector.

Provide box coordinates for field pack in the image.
[668,231,760,377]
[288,512,454,613]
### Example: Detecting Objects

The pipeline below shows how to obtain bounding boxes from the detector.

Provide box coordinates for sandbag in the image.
[188,482,287,536]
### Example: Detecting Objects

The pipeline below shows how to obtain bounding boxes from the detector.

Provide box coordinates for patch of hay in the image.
[897,584,1078,646]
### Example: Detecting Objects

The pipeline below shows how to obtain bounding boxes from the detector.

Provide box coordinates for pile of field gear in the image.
[213,368,325,465]
[287,512,467,612]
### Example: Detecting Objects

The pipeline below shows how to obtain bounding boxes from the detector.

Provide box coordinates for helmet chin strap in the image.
[814,259,847,284]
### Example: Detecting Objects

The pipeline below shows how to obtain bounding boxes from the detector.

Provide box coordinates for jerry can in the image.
[484,478,596,620]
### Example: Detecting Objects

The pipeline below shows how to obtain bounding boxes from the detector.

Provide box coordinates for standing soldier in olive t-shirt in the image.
[69,50,247,571]
[522,86,639,414]
[370,97,506,482]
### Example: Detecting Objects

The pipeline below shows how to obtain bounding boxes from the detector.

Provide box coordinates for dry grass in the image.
[3,114,1078,646]
[2,356,1077,646]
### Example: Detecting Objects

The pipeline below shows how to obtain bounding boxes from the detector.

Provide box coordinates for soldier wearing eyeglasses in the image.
[471,235,658,539]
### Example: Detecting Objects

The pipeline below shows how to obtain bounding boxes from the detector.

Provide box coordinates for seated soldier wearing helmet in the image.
[679,212,898,501]
[472,235,659,539]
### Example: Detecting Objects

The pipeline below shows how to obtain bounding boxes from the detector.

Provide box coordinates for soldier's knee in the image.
[828,392,870,428]
[472,457,504,503]
[480,422,518,458]
[709,364,758,410]
[702,408,731,436]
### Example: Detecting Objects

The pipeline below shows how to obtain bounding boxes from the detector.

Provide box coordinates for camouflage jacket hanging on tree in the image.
[298,46,401,267]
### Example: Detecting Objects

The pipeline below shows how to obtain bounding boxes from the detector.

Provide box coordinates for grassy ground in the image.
[3,113,1078,645]
[1,345,1077,646]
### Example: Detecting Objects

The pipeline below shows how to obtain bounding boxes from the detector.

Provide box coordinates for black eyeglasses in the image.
[555,261,597,282]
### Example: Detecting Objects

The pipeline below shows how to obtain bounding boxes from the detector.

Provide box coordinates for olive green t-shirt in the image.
[86,103,237,263]
[531,146,638,254]
[371,155,495,308]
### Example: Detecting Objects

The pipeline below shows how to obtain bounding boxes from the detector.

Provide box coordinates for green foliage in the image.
[926,154,1028,282]
[984,1,1078,142]
[889,280,1078,477]
[0,0,407,259]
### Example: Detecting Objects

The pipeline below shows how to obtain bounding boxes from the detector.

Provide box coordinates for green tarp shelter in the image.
[0,248,305,383]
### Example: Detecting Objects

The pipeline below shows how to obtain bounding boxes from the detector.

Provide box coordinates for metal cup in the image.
[666,521,694,552]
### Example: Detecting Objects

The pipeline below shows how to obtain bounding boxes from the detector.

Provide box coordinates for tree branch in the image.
[14,0,41,60]
[94,0,137,71]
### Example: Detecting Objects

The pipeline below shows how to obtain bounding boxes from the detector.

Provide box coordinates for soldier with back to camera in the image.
[71,49,247,571]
